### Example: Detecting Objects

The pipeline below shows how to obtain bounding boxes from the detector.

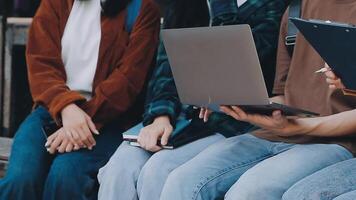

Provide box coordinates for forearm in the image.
[297,109,356,137]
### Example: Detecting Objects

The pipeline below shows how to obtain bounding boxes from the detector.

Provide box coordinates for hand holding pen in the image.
[315,63,345,89]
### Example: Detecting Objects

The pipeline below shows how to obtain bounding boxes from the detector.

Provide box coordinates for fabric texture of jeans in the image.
[97,134,225,200]
[160,133,353,200]
[0,107,123,200]
[283,158,356,200]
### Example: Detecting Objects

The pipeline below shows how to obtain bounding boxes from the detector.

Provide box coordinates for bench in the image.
[0,137,13,178]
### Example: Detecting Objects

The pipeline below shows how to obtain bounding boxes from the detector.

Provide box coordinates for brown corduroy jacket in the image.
[26,0,161,129]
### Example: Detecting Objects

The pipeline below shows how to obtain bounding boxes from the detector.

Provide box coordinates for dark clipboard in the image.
[290,17,356,90]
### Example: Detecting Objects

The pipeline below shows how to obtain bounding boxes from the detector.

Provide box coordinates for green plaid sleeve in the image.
[143,38,182,126]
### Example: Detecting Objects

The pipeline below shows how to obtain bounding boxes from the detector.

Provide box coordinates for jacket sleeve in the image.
[142,39,182,126]
[26,0,87,123]
[273,10,292,95]
[81,1,161,128]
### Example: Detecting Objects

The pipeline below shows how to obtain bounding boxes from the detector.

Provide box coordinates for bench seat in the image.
[0,137,13,178]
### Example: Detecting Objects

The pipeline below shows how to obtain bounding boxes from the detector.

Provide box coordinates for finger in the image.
[326,78,339,85]
[46,132,58,147]
[82,124,96,147]
[78,126,93,149]
[148,146,162,152]
[203,109,210,122]
[48,134,63,154]
[86,116,99,135]
[231,106,248,120]
[325,71,337,79]
[272,110,283,120]
[147,134,160,150]
[199,108,205,119]
[161,127,173,146]
[70,129,84,147]
[220,106,239,119]
[57,139,69,154]
[66,142,74,153]
[75,143,81,150]
[65,129,78,147]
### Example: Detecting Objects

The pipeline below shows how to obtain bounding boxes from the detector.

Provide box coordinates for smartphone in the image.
[41,121,60,139]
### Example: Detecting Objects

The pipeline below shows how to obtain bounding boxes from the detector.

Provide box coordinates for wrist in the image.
[153,115,171,125]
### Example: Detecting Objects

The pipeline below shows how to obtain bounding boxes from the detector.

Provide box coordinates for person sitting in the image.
[0,0,160,199]
[280,65,356,200]
[158,1,356,199]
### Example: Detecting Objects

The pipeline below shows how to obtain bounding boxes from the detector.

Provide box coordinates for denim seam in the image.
[191,153,274,200]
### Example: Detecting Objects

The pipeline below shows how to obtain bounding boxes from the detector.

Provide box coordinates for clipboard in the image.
[290,17,356,90]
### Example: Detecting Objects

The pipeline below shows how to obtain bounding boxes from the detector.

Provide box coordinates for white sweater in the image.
[61,0,102,100]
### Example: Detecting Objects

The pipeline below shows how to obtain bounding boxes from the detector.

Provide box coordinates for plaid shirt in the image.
[143,0,289,135]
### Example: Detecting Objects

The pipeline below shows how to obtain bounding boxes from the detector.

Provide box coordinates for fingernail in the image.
[46,148,50,152]
[94,130,100,135]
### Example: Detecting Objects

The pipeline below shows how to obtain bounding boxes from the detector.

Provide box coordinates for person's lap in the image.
[98,133,225,200]
[160,133,352,200]
[283,158,356,200]
[226,143,352,200]
[0,107,123,200]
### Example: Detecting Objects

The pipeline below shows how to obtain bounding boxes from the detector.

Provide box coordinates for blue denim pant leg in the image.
[226,143,352,200]
[97,134,225,200]
[334,190,356,200]
[0,107,53,200]
[43,121,123,200]
[160,134,295,200]
[283,158,356,200]
[97,141,152,200]
[137,134,225,200]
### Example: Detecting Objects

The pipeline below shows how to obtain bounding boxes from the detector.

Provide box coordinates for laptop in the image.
[161,25,319,118]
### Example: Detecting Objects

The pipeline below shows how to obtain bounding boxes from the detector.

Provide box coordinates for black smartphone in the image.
[41,121,60,139]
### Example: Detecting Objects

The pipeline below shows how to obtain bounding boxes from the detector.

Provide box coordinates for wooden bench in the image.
[0,137,13,178]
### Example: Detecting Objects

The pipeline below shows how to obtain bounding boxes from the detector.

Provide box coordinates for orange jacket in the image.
[26,0,161,129]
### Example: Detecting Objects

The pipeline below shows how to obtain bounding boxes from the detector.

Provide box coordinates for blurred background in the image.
[0,0,168,138]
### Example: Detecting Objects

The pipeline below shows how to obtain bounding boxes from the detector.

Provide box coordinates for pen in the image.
[315,67,329,74]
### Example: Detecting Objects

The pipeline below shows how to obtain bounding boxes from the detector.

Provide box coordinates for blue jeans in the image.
[97,134,226,200]
[283,158,356,200]
[0,107,123,200]
[160,134,353,200]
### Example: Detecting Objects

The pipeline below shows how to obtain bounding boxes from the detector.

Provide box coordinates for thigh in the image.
[226,144,353,200]
[334,190,356,200]
[4,107,53,180]
[161,134,291,200]
[44,122,124,199]
[136,134,225,199]
[98,141,152,183]
[142,133,226,172]
[284,158,356,200]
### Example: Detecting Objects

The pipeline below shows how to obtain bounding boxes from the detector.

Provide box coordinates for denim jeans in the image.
[0,107,123,200]
[283,158,356,200]
[97,134,225,200]
[160,134,353,200]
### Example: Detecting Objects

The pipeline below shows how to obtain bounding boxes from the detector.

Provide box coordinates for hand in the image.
[324,63,345,89]
[137,116,173,152]
[45,128,80,154]
[199,108,212,122]
[61,104,99,150]
[220,106,306,137]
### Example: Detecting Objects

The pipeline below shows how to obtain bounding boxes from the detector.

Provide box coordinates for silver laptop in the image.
[161,25,318,117]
